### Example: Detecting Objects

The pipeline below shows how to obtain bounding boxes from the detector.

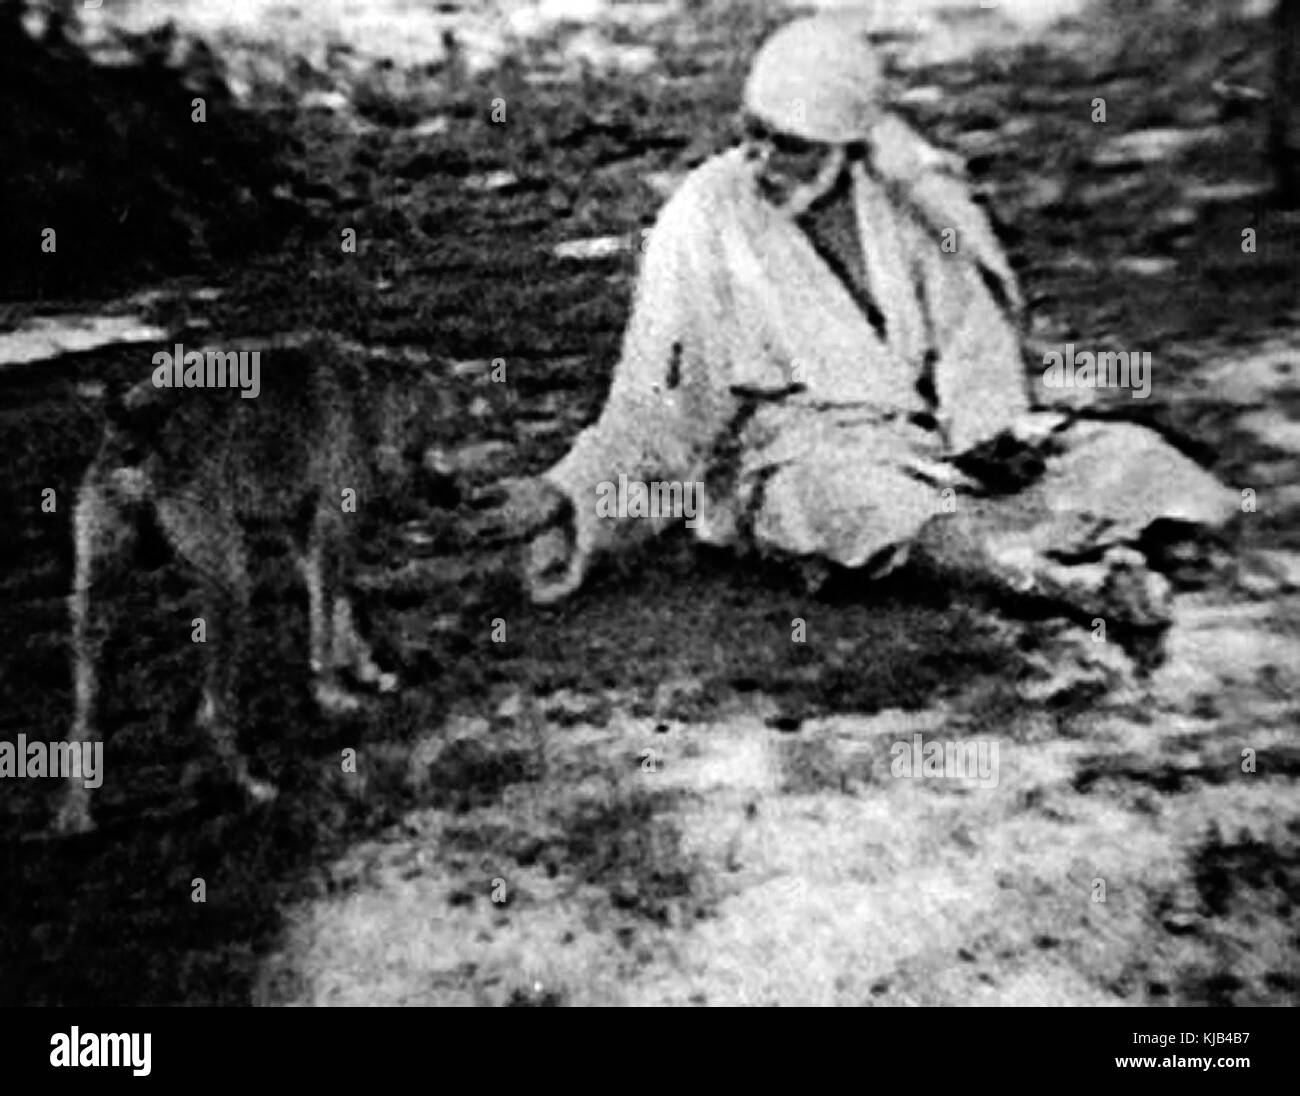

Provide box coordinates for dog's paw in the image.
[343,656,398,693]
[314,680,364,715]
[348,665,400,694]
[51,797,96,837]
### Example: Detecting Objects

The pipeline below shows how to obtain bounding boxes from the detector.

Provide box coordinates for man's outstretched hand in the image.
[467,475,591,605]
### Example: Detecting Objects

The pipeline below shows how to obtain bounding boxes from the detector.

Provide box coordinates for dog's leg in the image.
[55,479,136,835]
[157,496,277,806]
[195,579,278,806]
[298,535,330,681]
[330,594,399,694]
[300,507,363,715]
[196,606,277,805]
[317,489,398,694]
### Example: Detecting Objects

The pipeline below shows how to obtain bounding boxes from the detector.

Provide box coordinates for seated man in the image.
[515,16,1237,631]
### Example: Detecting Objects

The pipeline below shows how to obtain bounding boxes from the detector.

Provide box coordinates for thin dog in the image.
[56,335,444,835]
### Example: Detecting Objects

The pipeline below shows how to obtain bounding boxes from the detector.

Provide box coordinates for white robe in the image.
[542,118,1236,576]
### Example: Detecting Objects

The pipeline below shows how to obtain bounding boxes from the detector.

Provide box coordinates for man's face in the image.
[743,118,829,205]
[742,115,855,214]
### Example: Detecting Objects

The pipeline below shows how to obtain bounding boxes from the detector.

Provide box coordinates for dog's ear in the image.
[102,378,173,460]
[109,377,170,423]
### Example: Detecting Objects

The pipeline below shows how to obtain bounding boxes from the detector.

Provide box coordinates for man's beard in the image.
[775,147,850,217]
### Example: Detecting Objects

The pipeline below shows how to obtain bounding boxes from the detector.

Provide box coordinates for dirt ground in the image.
[1,0,1297,1006]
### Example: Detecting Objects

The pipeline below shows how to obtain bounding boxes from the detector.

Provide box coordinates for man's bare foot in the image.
[976,539,1174,631]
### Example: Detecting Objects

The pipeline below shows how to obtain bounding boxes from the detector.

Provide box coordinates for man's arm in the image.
[528,175,727,601]
[928,252,1030,457]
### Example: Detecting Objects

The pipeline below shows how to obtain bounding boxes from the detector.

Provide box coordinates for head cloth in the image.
[743,16,884,144]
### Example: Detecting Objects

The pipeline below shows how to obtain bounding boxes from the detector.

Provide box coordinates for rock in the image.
[1060,549,1175,630]
[463,170,521,193]
[1270,484,1300,514]
[898,85,945,106]
[1078,175,1148,207]
[567,31,658,75]
[1211,79,1268,105]
[0,315,167,367]
[450,359,490,380]
[516,418,562,440]
[1239,410,1300,454]
[300,89,351,113]
[1019,177,1068,211]
[611,879,641,908]
[399,524,437,554]
[1154,600,1300,698]
[1242,459,1300,487]
[1182,180,1273,204]
[406,117,450,139]
[496,692,525,721]
[1197,339,1300,406]
[553,235,629,261]
[951,128,1004,157]
[508,0,605,34]
[423,439,516,477]
[1114,257,1177,277]
[1093,126,1225,168]
[542,688,602,725]
[1235,550,1300,597]
[1160,909,1201,936]
[1038,255,1098,276]
[1155,206,1197,229]
[1013,621,1138,707]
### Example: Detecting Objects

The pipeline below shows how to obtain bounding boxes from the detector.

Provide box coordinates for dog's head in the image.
[370,371,444,478]
[348,361,457,513]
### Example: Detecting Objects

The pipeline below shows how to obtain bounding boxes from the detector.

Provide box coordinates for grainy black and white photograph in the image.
[1,0,1297,1020]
